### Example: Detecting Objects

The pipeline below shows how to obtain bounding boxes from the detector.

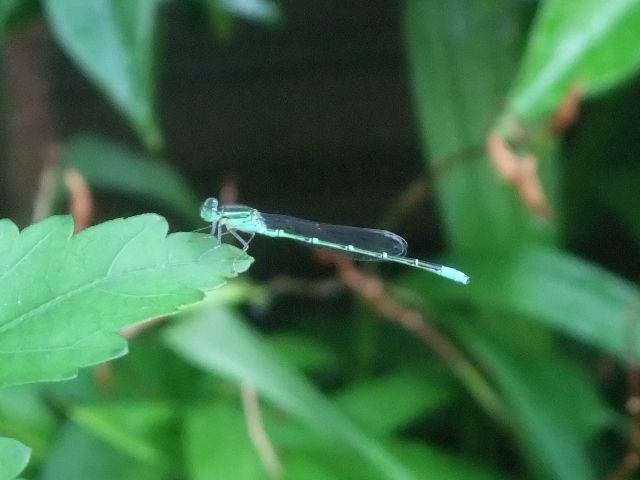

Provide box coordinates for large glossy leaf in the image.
[453,320,612,480]
[43,0,162,150]
[407,244,640,362]
[0,215,250,388]
[0,437,30,480]
[403,0,551,252]
[509,0,640,121]
[164,307,419,480]
[58,135,201,224]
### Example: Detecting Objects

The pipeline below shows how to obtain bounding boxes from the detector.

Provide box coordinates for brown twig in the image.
[241,383,282,479]
[431,143,485,177]
[63,168,94,232]
[314,249,508,423]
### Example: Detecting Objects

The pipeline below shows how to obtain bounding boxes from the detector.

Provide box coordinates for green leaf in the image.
[404,0,549,252]
[0,437,30,480]
[204,0,281,24]
[334,369,453,435]
[454,320,610,480]
[509,0,640,121]
[0,215,251,388]
[0,385,55,460]
[39,423,163,480]
[268,332,338,372]
[58,135,201,224]
[183,402,265,480]
[408,244,640,362]
[70,401,175,467]
[0,0,39,41]
[164,307,420,480]
[389,441,505,480]
[43,0,163,150]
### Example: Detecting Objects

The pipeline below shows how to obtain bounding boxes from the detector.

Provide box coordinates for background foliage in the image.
[1,0,640,479]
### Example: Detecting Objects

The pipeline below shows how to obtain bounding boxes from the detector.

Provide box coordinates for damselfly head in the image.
[200,197,221,223]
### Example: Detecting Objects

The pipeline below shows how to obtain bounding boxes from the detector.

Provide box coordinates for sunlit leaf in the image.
[0,215,250,388]
[403,0,548,252]
[509,0,640,121]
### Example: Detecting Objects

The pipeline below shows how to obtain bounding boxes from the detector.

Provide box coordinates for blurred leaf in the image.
[595,168,640,247]
[389,441,504,480]
[164,307,419,480]
[70,401,175,467]
[0,214,251,388]
[0,0,39,40]
[43,0,163,150]
[334,369,453,435]
[454,320,611,480]
[404,0,551,252]
[268,332,337,372]
[39,423,162,480]
[409,244,640,362]
[509,0,640,121]
[59,135,201,224]
[0,437,30,480]
[268,418,505,480]
[203,0,281,24]
[183,402,265,480]
[278,453,340,480]
[0,385,55,460]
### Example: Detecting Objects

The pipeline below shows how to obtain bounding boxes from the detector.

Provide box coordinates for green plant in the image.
[1,1,640,479]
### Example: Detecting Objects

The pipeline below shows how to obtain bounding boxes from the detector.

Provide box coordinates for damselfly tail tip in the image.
[440,266,470,285]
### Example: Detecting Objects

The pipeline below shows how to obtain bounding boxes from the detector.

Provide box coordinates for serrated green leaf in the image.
[164,307,419,480]
[0,437,30,480]
[509,0,640,121]
[43,0,163,150]
[0,215,251,388]
[58,135,201,224]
